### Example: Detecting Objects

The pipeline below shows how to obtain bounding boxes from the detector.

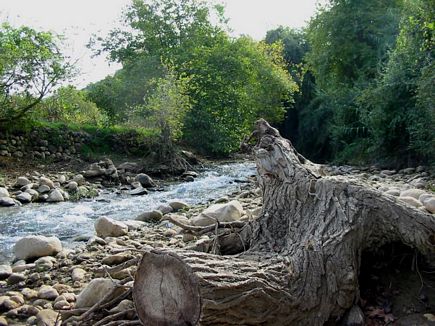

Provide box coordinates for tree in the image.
[359,0,435,165]
[86,55,164,124]
[182,36,296,155]
[0,23,71,125]
[92,0,226,65]
[34,86,107,126]
[264,27,319,158]
[304,0,404,163]
[129,68,191,164]
[92,0,296,156]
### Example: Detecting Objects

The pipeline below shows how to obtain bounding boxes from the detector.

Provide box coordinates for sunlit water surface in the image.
[0,162,256,263]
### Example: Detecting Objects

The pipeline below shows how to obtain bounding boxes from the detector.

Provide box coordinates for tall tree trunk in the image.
[133,119,435,326]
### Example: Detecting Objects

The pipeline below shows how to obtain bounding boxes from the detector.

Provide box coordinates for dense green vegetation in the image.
[267,0,433,166]
[0,23,71,124]
[86,0,295,155]
[1,0,433,166]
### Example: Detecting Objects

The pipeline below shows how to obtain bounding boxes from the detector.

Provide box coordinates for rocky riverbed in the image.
[0,163,434,325]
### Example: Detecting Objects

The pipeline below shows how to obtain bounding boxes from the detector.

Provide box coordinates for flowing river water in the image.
[0,162,256,263]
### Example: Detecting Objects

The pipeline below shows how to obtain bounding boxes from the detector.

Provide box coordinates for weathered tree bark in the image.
[133,119,435,326]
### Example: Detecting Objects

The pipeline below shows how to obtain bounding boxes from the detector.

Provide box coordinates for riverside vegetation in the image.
[0,0,434,325]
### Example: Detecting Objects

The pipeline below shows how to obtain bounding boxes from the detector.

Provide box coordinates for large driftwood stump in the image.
[133,119,435,325]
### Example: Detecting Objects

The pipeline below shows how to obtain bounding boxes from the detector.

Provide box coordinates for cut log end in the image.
[133,250,201,326]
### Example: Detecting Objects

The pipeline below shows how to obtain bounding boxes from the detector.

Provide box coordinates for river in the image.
[0,162,256,263]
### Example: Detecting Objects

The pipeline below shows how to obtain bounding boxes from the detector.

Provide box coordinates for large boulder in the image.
[134,173,156,188]
[39,177,54,189]
[14,177,31,188]
[135,210,163,223]
[46,189,64,202]
[423,198,435,214]
[118,162,142,173]
[16,192,32,204]
[191,200,244,226]
[36,309,59,326]
[94,216,128,238]
[0,187,9,198]
[75,278,117,308]
[168,201,190,211]
[400,189,426,200]
[84,159,118,179]
[0,197,18,207]
[13,236,62,260]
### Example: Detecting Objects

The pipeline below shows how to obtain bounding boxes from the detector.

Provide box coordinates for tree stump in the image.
[133,119,435,325]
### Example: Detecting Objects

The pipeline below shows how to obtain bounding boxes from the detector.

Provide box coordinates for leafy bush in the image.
[33,86,108,126]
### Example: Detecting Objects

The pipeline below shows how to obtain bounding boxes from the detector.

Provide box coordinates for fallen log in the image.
[133,119,435,325]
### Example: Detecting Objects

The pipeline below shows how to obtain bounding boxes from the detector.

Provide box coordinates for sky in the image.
[0,0,323,88]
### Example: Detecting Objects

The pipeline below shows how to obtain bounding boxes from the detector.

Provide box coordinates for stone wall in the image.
[0,128,88,161]
[0,126,155,161]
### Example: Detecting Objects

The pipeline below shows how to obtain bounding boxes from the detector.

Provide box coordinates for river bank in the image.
[0,162,434,325]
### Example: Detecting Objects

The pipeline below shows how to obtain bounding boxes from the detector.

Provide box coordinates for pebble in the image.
[71,267,86,282]
[38,285,59,300]
[0,265,12,280]
[12,263,35,273]
[21,288,39,300]
[102,254,131,266]
[36,309,59,326]
[424,197,435,214]
[399,196,423,208]
[7,273,26,285]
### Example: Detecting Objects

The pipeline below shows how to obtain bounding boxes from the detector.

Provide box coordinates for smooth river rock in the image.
[13,236,62,260]
[46,189,64,202]
[0,187,9,198]
[135,210,163,223]
[75,278,117,308]
[398,196,423,208]
[94,216,128,238]
[423,198,435,214]
[191,200,244,226]
[400,188,426,200]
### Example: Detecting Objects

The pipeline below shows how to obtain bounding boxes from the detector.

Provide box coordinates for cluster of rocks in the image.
[0,130,88,160]
[0,178,260,325]
[0,157,188,207]
[324,165,435,214]
[0,173,92,207]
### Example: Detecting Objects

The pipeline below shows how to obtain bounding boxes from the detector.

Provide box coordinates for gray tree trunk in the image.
[133,119,435,326]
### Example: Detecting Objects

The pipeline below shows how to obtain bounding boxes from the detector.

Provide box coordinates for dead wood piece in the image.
[95,257,140,276]
[105,320,142,326]
[93,309,136,326]
[132,119,435,325]
[163,214,247,235]
[62,285,128,325]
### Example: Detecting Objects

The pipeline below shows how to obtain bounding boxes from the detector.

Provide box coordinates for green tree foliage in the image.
[360,0,434,164]
[90,0,296,156]
[86,55,164,123]
[92,0,225,64]
[0,23,71,125]
[264,27,320,158]
[34,86,108,126]
[183,36,296,155]
[304,0,404,163]
[129,68,191,142]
